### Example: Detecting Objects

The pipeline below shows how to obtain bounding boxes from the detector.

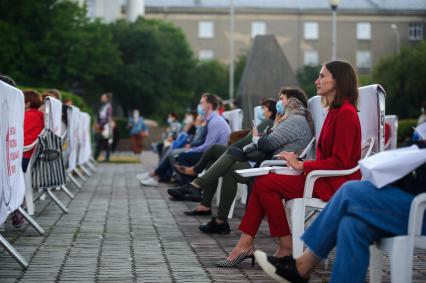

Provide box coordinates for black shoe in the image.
[199,217,230,234]
[167,183,202,202]
[167,188,186,200]
[184,208,212,216]
[254,250,309,283]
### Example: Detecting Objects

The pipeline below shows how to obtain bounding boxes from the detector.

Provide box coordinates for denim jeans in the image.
[176,151,203,183]
[301,180,426,283]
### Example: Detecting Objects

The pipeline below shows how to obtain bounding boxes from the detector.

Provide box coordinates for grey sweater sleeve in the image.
[257,115,310,153]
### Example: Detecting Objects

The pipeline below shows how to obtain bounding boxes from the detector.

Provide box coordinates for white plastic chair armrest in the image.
[408,192,426,237]
[260,160,288,167]
[363,137,375,159]
[303,165,360,198]
[23,139,38,152]
[299,137,316,159]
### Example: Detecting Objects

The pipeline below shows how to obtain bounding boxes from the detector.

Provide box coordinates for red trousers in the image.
[239,173,335,238]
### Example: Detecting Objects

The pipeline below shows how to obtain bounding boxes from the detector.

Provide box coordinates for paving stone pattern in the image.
[1,151,426,282]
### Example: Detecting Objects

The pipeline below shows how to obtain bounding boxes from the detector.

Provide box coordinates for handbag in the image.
[32,129,67,188]
[242,143,268,162]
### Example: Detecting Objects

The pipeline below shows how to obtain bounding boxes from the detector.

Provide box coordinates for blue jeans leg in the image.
[301,180,419,282]
[176,151,203,183]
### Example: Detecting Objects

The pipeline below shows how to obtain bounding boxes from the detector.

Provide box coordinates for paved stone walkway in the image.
[1,151,425,282]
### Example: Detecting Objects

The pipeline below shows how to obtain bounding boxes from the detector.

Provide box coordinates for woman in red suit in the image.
[217,60,362,267]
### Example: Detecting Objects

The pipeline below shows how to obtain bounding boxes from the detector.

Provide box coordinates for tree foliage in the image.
[107,19,195,118]
[0,0,121,102]
[373,41,426,118]
[0,0,249,119]
[297,65,321,97]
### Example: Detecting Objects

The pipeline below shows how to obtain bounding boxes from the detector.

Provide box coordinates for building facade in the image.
[144,0,425,73]
[75,0,144,23]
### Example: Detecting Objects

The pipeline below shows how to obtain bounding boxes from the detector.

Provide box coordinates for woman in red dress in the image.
[217,60,362,267]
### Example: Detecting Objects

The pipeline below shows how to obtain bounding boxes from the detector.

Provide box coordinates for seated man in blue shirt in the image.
[168,93,231,201]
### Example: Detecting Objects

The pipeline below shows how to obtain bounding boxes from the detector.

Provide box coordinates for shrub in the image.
[398,119,418,144]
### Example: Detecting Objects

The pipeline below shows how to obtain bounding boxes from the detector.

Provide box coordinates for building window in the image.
[357,22,371,40]
[198,21,214,39]
[86,0,96,19]
[408,23,423,40]
[304,50,319,66]
[304,22,318,40]
[199,50,214,60]
[356,51,372,69]
[251,21,266,38]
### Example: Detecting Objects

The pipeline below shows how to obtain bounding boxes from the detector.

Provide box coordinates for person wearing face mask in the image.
[216,60,362,268]
[174,88,314,234]
[128,109,148,155]
[170,93,231,186]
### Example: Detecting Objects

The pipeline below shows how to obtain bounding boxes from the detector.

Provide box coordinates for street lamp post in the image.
[328,0,340,60]
[229,0,235,104]
[391,24,401,55]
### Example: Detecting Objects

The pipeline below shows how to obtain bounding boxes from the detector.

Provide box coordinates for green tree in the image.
[0,0,121,104]
[193,60,228,99]
[108,18,195,118]
[373,41,426,118]
[297,65,321,97]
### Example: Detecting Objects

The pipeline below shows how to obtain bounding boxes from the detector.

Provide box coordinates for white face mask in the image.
[133,110,140,120]
[184,115,194,125]
[167,117,173,124]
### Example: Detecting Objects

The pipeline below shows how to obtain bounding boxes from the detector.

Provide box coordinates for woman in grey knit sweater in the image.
[175,87,314,234]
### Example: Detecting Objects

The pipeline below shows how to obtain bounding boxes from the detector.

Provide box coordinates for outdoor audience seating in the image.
[24,97,75,215]
[369,192,426,283]
[0,86,96,269]
[234,84,386,257]
[285,84,386,257]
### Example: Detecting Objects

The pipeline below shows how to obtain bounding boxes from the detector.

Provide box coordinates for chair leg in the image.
[74,169,87,182]
[216,177,223,206]
[17,207,44,236]
[228,196,237,219]
[79,164,92,177]
[45,188,68,214]
[389,238,412,283]
[369,244,384,283]
[24,185,35,216]
[289,199,306,258]
[67,173,82,190]
[0,234,28,268]
[60,185,74,199]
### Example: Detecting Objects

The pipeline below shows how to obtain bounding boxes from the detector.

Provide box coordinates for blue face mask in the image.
[255,107,265,121]
[197,104,205,116]
[276,100,285,115]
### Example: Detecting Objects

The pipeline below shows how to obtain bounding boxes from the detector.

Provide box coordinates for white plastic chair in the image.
[369,192,426,283]
[222,109,243,131]
[286,84,386,257]
[385,115,398,150]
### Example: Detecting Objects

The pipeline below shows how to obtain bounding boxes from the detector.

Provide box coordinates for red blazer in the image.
[303,100,361,200]
[23,109,44,159]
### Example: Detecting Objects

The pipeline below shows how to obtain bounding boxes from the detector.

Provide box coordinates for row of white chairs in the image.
[0,90,96,269]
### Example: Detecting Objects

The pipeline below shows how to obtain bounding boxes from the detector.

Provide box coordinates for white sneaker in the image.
[140,177,159,187]
[136,172,150,182]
